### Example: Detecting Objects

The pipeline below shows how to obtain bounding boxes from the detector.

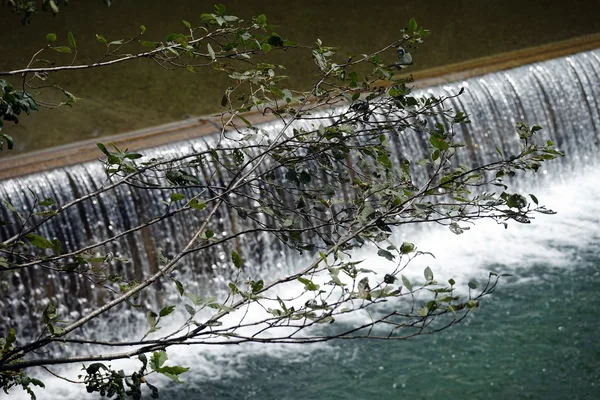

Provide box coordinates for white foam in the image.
[6,166,600,400]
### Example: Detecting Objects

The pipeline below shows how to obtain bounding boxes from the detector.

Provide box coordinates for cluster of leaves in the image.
[81,350,187,400]
[0,79,38,149]
[0,329,44,400]
[0,7,564,400]
[2,0,112,24]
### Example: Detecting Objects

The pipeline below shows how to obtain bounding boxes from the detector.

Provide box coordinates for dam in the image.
[1,43,600,399]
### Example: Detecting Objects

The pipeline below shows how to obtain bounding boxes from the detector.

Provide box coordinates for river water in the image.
[3,45,600,400]
[130,168,600,400]
[8,164,599,400]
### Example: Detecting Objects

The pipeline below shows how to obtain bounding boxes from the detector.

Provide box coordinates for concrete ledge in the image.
[1,33,599,181]
[411,33,600,87]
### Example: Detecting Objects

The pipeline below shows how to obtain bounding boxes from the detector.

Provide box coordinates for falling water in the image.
[1,48,600,399]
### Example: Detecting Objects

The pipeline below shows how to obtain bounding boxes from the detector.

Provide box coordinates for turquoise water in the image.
[171,262,599,400]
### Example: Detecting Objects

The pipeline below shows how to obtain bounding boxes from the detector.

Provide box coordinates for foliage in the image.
[0,79,37,150]
[0,5,562,399]
[1,0,112,24]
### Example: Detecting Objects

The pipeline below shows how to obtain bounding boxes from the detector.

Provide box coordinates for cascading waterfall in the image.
[1,48,599,361]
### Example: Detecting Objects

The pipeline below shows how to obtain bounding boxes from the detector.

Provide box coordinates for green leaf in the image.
[96,34,107,44]
[170,193,185,202]
[251,279,264,293]
[51,46,72,53]
[140,25,146,34]
[38,198,55,207]
[466,300,479,308]
[68,31,76,49]
[46,33,57,43]
[159,305,175,317]
[357,277,371,300]
[377,153,392,169]
[188,198,206,210]
[207,43,216,61]
[449,222,469,235]
[4,328,16,350]
[48,323,65,336]
[96,143,111,157]
[208,302,235,312]
[157,365,190,384]
[26,233,54,249]
[400,242,415,254]
[424,266,434,281]
[173,278,185,296]
[231,250,243,269]
[184,304,195,316]
[401,275,413,292]
[267,34,283,47]
[377,249,395,261]
[150,350,168,370]
[282,89,293,103]
[43,301,58,323]
[468,279,479,289]
[61,262,80,272]
[107,154,121,165]
[237,114,253,128]
[430,135,449,150]
[2,134,14,150]
[86,363,107,375]
[529,194,539,205]
[51,238,61,255]
[48,0,59,13]
[214,3,226,16]
[298,171,311,184]
[255,14,267,26]
[182,20,191,29]
[139,353,148,369]
[506,194,527,209]
[29,378,45,388]
[146,311,157,328]
[408,17,418,31]
[157,365,190,376]
[298,277,320,291]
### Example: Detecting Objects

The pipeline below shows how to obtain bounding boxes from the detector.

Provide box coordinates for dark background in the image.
[1,0,599,153]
